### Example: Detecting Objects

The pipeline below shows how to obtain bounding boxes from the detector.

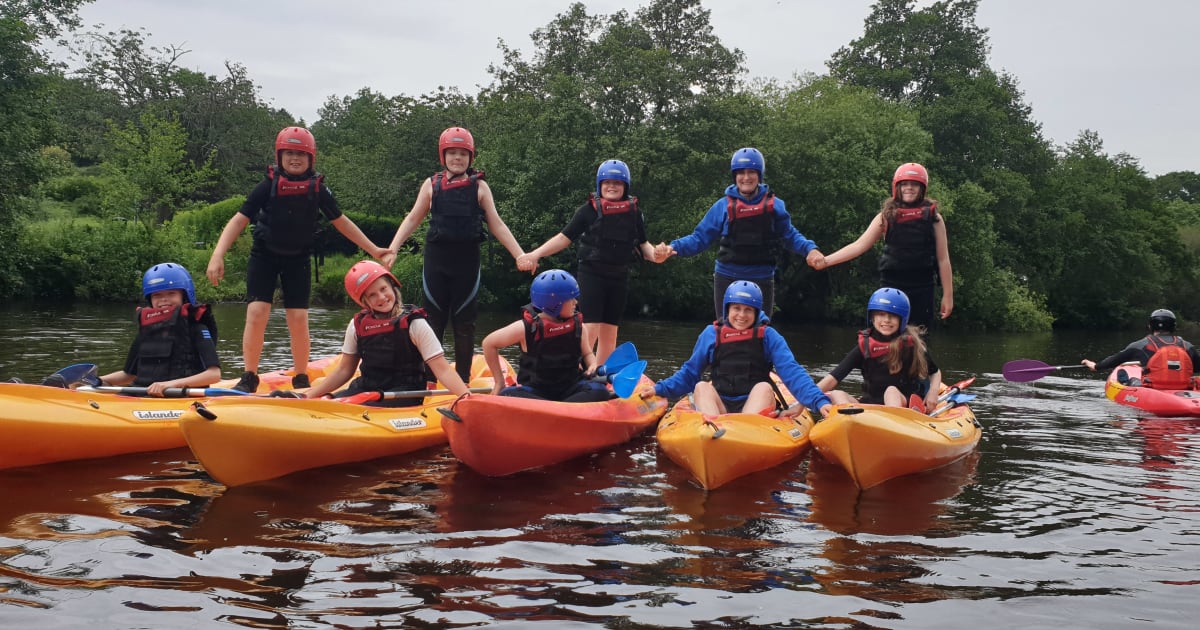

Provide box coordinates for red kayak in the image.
[440,376,669,476]
[1105,364,1200,417]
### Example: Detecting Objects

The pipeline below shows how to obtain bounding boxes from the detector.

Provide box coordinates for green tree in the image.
[100,110,216,224]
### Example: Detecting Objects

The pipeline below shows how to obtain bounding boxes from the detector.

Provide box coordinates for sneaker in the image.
[291,373,311,389]
[234,371,260,393]
[40,373,69,388]
[1116,368,1130,385]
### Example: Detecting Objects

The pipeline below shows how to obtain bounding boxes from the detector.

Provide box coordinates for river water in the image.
[0,302,1196,628]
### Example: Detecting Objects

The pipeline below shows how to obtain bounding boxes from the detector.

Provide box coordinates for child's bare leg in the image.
[883,385,906,407]
[693,381,726,416]
[827,389,857,405]
[588,323,619,365]
[242,301,272,374]
[744,382,778,414]
[285,307,311,377]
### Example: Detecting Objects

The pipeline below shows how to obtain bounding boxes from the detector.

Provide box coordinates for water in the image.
[1,303,1197,628]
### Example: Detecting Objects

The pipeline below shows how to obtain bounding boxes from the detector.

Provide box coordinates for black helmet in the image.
[1149,308,1177,333]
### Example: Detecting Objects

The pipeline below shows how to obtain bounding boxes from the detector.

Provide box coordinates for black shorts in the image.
[577,263,630,326]
[246,249,311,308]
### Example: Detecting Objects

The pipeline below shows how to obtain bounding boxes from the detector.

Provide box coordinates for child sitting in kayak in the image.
[645,281,832,418]
[90,263,222,396]
[1081,308,1200,389]
[817,287,943,410]
[482,269,611,403]
[302,261,471,407]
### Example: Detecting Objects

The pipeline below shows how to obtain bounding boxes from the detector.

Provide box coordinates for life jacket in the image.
[709,321,771,398]
[576,194,642,265]
[427,169,486,244]
[131,303,217,387]
[857,329,914,360]
[252,165,325,256]
[353,307,429,392]
[716,193,781,265]
[1142,335,1195,390]
[878,201,938,275]
[517,305,584,397]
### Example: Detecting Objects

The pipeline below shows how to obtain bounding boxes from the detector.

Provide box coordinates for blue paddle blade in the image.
[52,363,100,387]
[596,342,638,377]
[949,393,977,404]
[610,360,646,399]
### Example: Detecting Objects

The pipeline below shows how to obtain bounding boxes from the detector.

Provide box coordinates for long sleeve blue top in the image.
[669,183,819,280]
[653,322,832,411]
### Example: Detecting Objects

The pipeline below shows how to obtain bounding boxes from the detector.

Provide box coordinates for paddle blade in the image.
[52,363,100,387]
[611,360,646,399]
[596,342,639,377]
[908,393,926,413]
[1002,359,1059,382]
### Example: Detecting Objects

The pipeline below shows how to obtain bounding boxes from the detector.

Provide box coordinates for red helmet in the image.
[276,126,316,166]
[891,162,929,199]
[438,127,475,166]
[344,260,400,306]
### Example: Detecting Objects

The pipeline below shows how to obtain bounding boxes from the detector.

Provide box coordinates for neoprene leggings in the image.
[422,242,481,382]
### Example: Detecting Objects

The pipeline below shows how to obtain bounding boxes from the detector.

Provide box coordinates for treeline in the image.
[2,0,1198,330]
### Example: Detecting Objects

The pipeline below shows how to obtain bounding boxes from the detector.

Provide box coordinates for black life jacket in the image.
[427,169,486,244]
[855,329,920,403]
[717,193,781,265]
[709,320,771,398]
[253,165,324,256]
[879,201,937,274]
[353,307,429,392]
[577,194,642,265]
[1143,335,1195,390]
[131,303,217,387]
[517,305,584,397]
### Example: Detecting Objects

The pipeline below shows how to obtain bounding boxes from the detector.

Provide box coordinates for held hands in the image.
[380,249,398,269]
[653,242,676,263]
[806,249,827,270]
[516,253,539,274]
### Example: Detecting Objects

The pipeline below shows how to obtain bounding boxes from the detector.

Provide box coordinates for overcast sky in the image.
[65,0,1197,176]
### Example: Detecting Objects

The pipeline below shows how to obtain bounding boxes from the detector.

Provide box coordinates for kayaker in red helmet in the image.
[1082,309,1200,389]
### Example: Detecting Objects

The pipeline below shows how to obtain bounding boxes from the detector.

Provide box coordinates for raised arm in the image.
[477,180,525,261]
[518,233,572,273]
[387,179,434,254]
[820,213,885,268]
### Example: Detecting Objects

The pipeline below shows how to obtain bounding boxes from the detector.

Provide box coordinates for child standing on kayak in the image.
[1081,308,1200,388]
[386,127,527,383]
[646,281,832,417]
[483,269,610,403]
[207,126,390,392]
[818,287,943,409]
[654,147,824,320]
[517,159,663,364]
[93,263,222,396]
[814,162,953,329]
[302,261,471,407]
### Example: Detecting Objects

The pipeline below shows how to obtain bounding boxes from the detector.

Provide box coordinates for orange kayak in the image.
[441,376,668,476]
[656,380,814,490]
[0,383,190,469]
[809,402,980,490]
[1105,363,1200,417]
[180,355,510,486]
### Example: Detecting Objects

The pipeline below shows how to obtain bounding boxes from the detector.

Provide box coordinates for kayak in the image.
[227,355,345,392]
[440,376,669,477]
[1105,363,1200,417]
[0,382,190,470]
[180,355,512,486]
[656,380,815,490]
[809,400,980,490]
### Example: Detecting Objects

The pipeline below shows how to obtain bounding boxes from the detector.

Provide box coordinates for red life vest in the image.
[428,169,486,244]
[254,165,325,256]
[710,321,771,398]
[353,307,429,392]
[577,194,642,265]
[717,193,781,265]
[879,201,937,275]
[1143,335,1194,390]
[517,305,584,397]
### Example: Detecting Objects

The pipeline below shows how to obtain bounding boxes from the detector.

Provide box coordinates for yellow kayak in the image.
[180,355,509,486]
[0,383,190,470]
[809,402,980,490]
[656,380,815,490]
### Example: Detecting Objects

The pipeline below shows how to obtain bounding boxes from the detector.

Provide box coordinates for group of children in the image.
[83,124,967,418]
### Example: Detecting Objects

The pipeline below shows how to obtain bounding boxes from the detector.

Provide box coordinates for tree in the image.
[100,110,216,224]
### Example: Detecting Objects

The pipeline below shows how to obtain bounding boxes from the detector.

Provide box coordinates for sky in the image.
[62,0,1198,177]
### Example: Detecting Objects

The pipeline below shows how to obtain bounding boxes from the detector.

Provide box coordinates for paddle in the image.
[77,385,250,398]
[42,363,101,388]
[1002,359,1089,383]
[594,342,638,377]
[609,359,647,399]
[938,376,976,402]
[930,392,977,417]
[336,386,493,405]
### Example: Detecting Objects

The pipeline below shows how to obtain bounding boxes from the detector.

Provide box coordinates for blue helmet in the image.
[867,287,910,330]
[531,269,580,319]
[595,159,631,197]
[723,280,763,318]
[142,262,196,305]
[730,148,765,179]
